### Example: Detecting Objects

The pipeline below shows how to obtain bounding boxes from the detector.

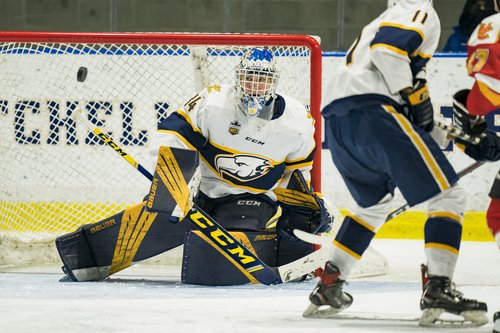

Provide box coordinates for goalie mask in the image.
[235,48,280,123]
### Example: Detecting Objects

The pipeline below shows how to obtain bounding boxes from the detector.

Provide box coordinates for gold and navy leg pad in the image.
[56,226,99,281]
[56,201,193,281]
[181,230,312,285]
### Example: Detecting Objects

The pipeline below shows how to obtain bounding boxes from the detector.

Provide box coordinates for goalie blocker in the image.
[56,147,326,285]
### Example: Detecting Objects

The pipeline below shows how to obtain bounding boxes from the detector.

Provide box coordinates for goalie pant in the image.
[55,196,313,285]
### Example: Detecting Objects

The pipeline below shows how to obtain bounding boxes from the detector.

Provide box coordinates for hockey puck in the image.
[77,66,88,82]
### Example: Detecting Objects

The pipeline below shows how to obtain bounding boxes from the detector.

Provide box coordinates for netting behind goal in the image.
[0,32,322,266]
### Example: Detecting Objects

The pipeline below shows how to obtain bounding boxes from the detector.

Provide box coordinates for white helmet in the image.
[235,48,280,123]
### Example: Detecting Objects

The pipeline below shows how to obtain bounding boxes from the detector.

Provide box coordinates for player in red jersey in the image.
[451,3,500,332]
[453,6,500,249]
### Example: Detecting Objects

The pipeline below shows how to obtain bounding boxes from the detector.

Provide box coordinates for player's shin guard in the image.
[423,215,461,278]
[329,215,376,277]
[486,198,500,248]
[327,193,392,277]
[425,185,465,277]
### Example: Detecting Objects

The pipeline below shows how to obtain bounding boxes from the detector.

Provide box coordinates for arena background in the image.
[0,0,495,242]
[0,0,466,52]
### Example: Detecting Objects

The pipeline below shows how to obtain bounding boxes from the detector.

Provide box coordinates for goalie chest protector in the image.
[181,230,312,285]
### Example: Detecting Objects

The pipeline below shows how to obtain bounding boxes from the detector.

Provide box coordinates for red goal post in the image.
[0,32,322,265]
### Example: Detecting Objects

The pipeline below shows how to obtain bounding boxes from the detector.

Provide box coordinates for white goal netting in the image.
[0,32,322,266]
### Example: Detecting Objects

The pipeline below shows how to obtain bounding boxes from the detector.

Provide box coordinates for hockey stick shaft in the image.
[73,109,154,180]
[74,110,323,284]
[434,120,482,144]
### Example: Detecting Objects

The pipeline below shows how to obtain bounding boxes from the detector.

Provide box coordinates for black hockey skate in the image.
[419,265,488,328]
[303,261,353,318]
[493,311,500,333]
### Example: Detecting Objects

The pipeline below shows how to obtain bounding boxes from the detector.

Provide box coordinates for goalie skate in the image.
[303,261,353,318]
[419,265,487,328]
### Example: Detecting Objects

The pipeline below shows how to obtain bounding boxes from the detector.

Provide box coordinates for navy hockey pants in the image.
[324,104,459,208]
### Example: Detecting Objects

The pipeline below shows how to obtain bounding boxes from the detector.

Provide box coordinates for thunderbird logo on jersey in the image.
[215,154,273,182]
[478,22,493,40]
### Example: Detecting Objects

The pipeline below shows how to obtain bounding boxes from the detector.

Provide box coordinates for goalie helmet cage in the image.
[0,31,322,266]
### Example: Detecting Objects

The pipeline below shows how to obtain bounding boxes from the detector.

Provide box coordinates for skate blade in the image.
[59,274,74,282]
[419,308,488,328]
[302,303,345,318]
[303,305,419,321]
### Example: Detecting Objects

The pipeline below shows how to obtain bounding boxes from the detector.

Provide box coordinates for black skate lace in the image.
[446,280,475,303]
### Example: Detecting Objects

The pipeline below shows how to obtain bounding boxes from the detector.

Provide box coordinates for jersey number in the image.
[467,48,489,74]
[347,10,428,66]
[346,33,361,66]
[411,10,428,24]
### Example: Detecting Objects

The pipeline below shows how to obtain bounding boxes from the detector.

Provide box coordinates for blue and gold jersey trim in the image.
[157,110,295,193]
[371,23,431,76]
[372,23,424,55]
[158,112,206,150]
[285,146,315,170]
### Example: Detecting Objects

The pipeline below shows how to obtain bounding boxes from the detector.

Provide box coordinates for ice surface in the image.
[1,239,499,333]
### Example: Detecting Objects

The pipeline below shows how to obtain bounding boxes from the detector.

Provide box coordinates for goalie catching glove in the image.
[274,170,332,239]
[400,80,434,132]
[452,89,487,137]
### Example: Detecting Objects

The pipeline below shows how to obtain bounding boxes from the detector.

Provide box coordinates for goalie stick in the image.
[72,108,330,285]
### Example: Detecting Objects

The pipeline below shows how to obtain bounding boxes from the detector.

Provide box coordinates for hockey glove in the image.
[452,89,487,137]
[457,130,500,162]
[278,196,332,237]
[400,80,434,132]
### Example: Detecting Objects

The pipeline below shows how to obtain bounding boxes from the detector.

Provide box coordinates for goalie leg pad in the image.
[276,234,314,267]
[56,201,193,281]
[181,230,313,285]
[182,230,278,285]
[55,226,101,282]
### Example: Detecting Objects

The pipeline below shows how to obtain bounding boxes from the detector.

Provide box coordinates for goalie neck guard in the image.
[235,48,280,125]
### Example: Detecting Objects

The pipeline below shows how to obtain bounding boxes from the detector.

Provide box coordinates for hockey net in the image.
[0,32,323,267]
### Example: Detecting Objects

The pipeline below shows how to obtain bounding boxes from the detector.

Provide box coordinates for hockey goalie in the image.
[55,48,332,285]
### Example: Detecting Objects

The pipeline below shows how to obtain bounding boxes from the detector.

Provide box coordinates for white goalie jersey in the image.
[149,84,316,200]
